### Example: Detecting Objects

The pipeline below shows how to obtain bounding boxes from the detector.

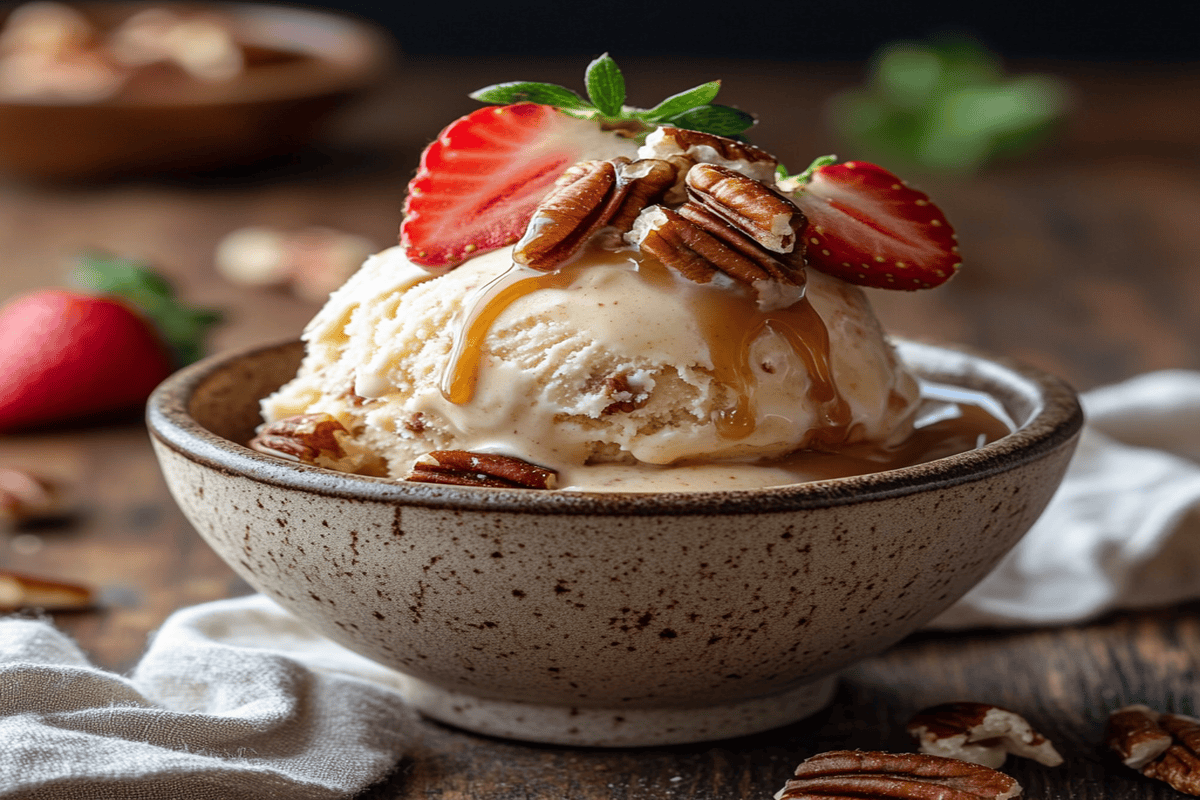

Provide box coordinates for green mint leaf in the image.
[638,81,722,122]
[469,81,594,111]
[585,53,625,118]
[662,104,756,137]
[790,154,838,184]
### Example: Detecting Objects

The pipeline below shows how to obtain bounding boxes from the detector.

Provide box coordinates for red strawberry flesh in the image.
[400,103,636,271]
[792,161,960,290]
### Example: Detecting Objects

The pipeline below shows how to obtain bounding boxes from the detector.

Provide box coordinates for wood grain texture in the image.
[2,58,1198,798]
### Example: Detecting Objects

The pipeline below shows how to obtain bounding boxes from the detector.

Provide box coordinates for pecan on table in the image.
[1,467,67,527]
[775,750,1022,800]
[0,570,94,612]
[406,450,557,489]
[907,702,1063,769]
[1107,705,1200,795]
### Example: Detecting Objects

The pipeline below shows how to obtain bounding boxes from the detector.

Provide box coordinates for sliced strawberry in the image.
[400,103,637,271]
[790,161,960,290]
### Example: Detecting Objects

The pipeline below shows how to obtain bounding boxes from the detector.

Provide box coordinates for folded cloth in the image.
[932,370,1200,629]
[0,594,413,800]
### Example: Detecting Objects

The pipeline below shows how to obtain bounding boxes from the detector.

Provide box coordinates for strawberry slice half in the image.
[400,103,637,271]
[790,161,960,290]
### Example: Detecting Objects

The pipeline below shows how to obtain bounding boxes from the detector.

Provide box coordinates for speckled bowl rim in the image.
[147,338,1083,516]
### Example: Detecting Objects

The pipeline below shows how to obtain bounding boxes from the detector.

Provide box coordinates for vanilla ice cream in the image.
[261,239,923,491]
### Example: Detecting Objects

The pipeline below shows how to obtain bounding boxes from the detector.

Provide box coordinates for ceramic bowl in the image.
[147,338,1082,747]
[0,2,394,180]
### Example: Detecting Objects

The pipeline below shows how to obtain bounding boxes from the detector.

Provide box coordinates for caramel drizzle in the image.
[441,265,577,404]
[440,253,851,445]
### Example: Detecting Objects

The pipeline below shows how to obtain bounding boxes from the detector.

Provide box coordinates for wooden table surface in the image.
[2,57,1199,798]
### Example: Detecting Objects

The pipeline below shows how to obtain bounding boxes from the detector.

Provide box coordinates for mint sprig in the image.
[468,53,756,141]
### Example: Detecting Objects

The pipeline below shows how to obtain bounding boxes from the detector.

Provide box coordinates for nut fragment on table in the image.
[0,570,93,612]
[406,451,557,489]
[1106,704,1200,795]
[1,467,67,527]
[215,225,376,302]
[774,750,1022,799]
[907,701,1064,768]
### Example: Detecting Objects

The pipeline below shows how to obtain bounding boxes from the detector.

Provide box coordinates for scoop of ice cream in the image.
[261,242,921,490]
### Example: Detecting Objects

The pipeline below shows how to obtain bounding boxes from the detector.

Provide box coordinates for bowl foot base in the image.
[402,674,839,747]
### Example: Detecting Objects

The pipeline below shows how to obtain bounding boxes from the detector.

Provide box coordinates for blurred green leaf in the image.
[826,35,1071,175]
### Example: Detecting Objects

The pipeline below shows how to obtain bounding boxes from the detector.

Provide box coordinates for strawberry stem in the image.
[71,253,222,368]
[783,154,839,186]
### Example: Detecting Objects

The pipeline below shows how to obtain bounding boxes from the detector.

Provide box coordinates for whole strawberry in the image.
[0,254,220,432]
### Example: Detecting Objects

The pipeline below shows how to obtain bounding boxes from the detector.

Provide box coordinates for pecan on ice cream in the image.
[406,451,558,489]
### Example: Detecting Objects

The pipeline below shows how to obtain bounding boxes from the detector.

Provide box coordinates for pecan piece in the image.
[775,750,1022,800]
[406,451,557,489]
[514,156,684,270]
[629,205,803,294]
[250,413,349,464]
[606,158,681,233]
[513,159,629,270]
[599,373,648,415]
[908,702,1063,769]
[638,126,777,184]
[1,467,67,527]
[685,163,805,253]
[0,571,94,612]
[1107,705,1200,794]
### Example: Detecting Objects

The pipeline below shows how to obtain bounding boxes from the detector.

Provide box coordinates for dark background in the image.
[310,1,1195,63]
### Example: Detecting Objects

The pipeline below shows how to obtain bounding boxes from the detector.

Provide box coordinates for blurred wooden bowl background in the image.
[0,1,396,181]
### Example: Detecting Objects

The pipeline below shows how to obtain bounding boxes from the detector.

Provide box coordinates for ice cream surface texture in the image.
[256,56,978,491]
[261,242,921,491]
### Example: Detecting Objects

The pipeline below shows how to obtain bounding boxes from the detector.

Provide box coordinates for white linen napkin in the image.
[931,369,1200,628]
[0,594,414,799]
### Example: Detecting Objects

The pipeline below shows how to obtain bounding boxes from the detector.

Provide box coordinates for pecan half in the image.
[0,571,94,612]
[251,413,387,475]
[513,158,629,270]
[638,126,777,184]
[685,163,804,253]
[629,205,803,293]
[908,702,1063,769]
[1107,705,1200,794]
[606,158,681,233]
[250,413,349,464]
[775,751,1022,800]
[406,451,557,489]
[514,157,683,270]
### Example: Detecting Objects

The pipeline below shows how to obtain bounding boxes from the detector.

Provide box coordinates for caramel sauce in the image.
[440,265,578,404]
[766,397,1012,483]
[434,245,1013,491]
[555,394,1013,492]
[441,248,851,445]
